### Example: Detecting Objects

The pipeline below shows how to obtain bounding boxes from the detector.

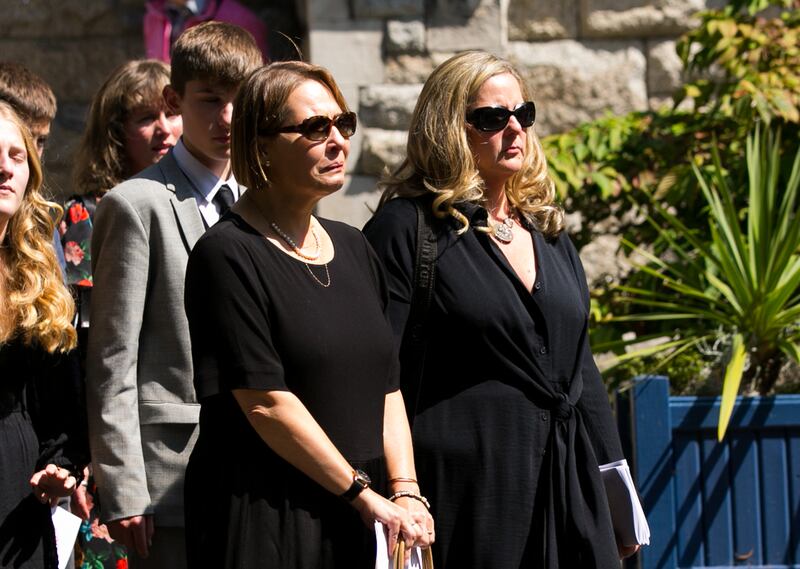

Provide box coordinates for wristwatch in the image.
[340,469,371,501]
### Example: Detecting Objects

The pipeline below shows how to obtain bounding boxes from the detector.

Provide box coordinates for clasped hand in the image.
[352,488,435,559]
[29,464,77,506]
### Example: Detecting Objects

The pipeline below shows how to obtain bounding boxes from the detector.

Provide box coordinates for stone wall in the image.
[309,0,713,227]
[5,0,706,229]
[2,0,299,197]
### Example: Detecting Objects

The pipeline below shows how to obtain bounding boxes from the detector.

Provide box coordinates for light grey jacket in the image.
[86,150,205,526]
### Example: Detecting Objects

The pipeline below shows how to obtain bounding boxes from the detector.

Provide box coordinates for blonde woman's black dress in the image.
[365,198,626,569]
[184,214,399,569]
[0,339,86,569]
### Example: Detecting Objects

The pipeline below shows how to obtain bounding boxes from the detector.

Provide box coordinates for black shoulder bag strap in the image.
[401,199,438,427]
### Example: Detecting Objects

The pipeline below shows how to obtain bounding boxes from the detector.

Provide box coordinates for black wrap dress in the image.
[364,198,625,569]
[0,338,87,569]
[184,214,400,569]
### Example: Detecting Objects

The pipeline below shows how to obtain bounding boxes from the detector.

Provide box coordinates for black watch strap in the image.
[340,469,370,501]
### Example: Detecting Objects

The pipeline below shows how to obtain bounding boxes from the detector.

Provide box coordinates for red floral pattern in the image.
[69,202,90,224]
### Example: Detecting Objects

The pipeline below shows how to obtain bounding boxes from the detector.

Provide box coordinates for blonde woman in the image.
[364,51,639,568]
[0,101,87,569]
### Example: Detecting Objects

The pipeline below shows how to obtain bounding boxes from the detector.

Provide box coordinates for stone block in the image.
[308,21,384,87]
[507,40,648,135]
[647,39,683,96]
[353,0,424,18]
[0,38,143,104]
[358,128,407,177]
[302,0,351,26]
[385,19,426,54]
[6,0,143,38]
[508,0,578,40]
[384,53,456,84]
[317,175,382,228]
[359,84,423,130]
[427,0,507,53]
[580,0,713,38]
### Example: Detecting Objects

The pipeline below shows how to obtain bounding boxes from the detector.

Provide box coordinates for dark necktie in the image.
[212,184,234,217]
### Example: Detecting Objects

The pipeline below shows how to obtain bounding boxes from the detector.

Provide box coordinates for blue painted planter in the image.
[616,375,800,569]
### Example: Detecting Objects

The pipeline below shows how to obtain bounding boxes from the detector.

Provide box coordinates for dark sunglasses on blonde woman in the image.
[265,111,358,141]
[466,101,536,133]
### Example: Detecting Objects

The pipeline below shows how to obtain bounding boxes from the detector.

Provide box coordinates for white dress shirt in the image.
[172,138,241,227]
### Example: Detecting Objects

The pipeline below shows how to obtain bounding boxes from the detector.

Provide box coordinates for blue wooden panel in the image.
[760,432,791,565]
[674,432,704,567]
[701,434,733,565]
[629,376,678,569]
[671,395,800,431]
[788,433,800,565]
[729,430,763,565]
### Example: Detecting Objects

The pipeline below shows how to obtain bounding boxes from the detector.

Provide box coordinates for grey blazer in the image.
[86,150,206,526]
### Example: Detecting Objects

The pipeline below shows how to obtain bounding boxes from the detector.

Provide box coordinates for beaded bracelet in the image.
[388,490,431,510]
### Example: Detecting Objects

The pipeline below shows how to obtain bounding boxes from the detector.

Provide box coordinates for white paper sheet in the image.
[51,505,82,569]
[375,521,423,569]
[599,459,651,546]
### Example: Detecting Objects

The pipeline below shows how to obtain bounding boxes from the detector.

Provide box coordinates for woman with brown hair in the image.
[0,100,88,569]
[61,59,182,290]
[183,61,434,568]
[364,50,642,568]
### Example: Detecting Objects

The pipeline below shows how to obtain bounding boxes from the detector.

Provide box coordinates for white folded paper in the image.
[599,459,650,546]
[51,505,82,569]
[375,520,424,569]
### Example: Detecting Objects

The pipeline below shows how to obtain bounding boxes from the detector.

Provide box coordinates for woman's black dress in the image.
[365,198,626,569]
[0,338,86,569]
[184,214,399,569]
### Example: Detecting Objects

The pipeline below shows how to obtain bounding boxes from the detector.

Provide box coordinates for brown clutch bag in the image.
[392,542,434,569]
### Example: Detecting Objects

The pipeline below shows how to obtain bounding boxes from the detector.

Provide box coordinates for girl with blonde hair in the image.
[365,51,642,568]
[0,100,87,569]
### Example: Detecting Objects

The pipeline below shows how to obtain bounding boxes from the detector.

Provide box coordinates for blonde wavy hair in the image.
[378,50,563,238]
[0,102,76,353]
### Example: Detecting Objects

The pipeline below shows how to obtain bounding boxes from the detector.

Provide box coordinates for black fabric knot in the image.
[551,393,573,422]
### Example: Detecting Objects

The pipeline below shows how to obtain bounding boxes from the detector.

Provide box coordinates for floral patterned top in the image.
[59,195,99,288]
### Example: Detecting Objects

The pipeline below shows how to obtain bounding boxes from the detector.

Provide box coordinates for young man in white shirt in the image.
[86,21,262,568]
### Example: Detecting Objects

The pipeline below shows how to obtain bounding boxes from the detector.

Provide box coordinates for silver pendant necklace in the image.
[491,217,514,244]
[270,220,331,287]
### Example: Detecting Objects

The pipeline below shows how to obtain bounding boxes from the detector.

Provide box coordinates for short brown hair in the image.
[231,61,349,192]
[170,21,263,94]
[0,62,57,124]
[73,60,172,196]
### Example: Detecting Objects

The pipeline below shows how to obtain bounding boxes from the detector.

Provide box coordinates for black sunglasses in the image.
[466,101,536,132]
[269,111,357,141]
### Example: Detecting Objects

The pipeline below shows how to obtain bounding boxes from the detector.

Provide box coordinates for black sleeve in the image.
[358,229,402,393]
[363,199,418,346]
[185,232,287,398]
[29,348,89,479]
[564,233,625,465]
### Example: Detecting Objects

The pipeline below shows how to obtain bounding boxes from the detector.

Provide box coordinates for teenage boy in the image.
[0,62,67,274]
[0,62,56,158]
[86,22,262,568]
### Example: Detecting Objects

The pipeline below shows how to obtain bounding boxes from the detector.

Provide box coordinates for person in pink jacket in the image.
[144,0,268,63]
